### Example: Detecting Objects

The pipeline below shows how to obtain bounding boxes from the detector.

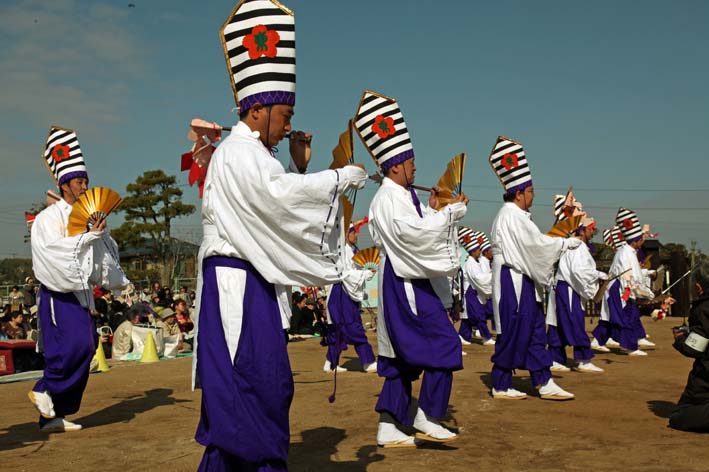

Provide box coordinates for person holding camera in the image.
[669,259,709,432]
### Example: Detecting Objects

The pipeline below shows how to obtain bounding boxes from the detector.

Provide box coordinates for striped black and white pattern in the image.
[553,194,567,221]
[488,136,532,193]
[458,226,478,253]
[477,231,491,252]
[43,126,87,186]
[603,228,613,247]
[616,208,643,241]
[221,0,295,112]
[611,224,626,249]
[354,90,413,170]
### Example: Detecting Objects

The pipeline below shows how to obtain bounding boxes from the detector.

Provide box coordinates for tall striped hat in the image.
[221,0,296,113]
[609,225,626,249]
[488,136,532,195]
[553,194,567,221]
[602,228,613,247]
[43,126,88,187]
[616,208,643,242]
[354,90,414,172]
[553,190,586,224]
[458,227,480,253]
[477,231,492,252]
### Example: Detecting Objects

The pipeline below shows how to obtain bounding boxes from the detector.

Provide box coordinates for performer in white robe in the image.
[546,214,607,373]
[193,2,367,470]
[458,228,495,345]
[591,225,626,352]
[29,126,129,432]
[323,219,377,373]
[487,136,581,401]
[592,208,655,357]
[355,90,469,447]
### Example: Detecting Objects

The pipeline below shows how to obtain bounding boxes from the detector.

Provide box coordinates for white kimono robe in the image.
[489,202,566,334]
[547,242,606,326]
[461,256,493,319]
[600,244,653,322]
[193,121,367,386]
[31,198,129,310]
[368,177,466,358]
[324,242,371,324]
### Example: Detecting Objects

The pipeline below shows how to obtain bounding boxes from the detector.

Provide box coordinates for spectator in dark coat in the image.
[670,259,709,432]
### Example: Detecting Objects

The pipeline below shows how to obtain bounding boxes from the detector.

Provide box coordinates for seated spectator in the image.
[9,286,25,312]
[670,259,709,432]
[189,290,197,309]
[289,294,308,335]
[290,297,323,336]
[1,311,27,340]
[156,308,181,337]
[112,308,143,359]
[174,286,192,305]
[174,299,194,333]
[108,300,126,331]
[139,287,152,304]
[156,307,190,352]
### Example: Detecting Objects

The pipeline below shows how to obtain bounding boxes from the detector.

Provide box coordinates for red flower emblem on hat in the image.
[478,236,485,246]
[622,218,634,230]
[563,206,575,218]
[462,234,472,244]
[243,24,280,60]
[51,143,71,162]
[501,153,519,170]
[372,115,396,139]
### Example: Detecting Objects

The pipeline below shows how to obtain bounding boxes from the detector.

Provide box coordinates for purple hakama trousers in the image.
[491,266,552,390]
[33,286,95,426]
[324,283,375,368]
[591,280,639,351]
[459,286,493,341]
[546,281,593,363]
[375,259,462,426]
[195,256,293,472]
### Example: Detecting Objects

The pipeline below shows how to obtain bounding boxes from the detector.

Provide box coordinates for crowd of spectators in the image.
[289,290,328,338]
[1,278,196,362]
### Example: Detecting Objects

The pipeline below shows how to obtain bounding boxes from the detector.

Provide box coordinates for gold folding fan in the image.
[432,153,466,210]
[546,215,583,238]
[329,120,357,231]
[67,187,122,236]
[352,246,380,271]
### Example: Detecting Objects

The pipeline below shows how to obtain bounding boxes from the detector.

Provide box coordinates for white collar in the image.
[233,120,261,140]
[381,176,410,195]
[57,198,72,213]
[504,201,531,218]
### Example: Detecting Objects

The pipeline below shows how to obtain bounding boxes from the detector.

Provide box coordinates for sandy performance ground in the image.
[1,317,707,472]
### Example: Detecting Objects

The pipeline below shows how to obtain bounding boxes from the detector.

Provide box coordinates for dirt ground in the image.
[1,317,707,472]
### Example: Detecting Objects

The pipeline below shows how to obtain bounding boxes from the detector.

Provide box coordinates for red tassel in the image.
[621,287,631,301]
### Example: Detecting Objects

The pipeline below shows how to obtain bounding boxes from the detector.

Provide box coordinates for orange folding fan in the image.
[432,153,466,210]
[351,246,380,271]
[329,120,357,231]
[67,187,122,236]
[546,215,583,238]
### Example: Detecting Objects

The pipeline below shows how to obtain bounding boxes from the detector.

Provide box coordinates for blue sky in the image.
[0,0,707,258]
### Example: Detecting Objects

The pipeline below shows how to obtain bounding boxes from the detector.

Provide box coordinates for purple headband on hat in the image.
[58,170,89,187]
[503,180,533,198]
[379,150,414,173]
[238,91,296,114]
